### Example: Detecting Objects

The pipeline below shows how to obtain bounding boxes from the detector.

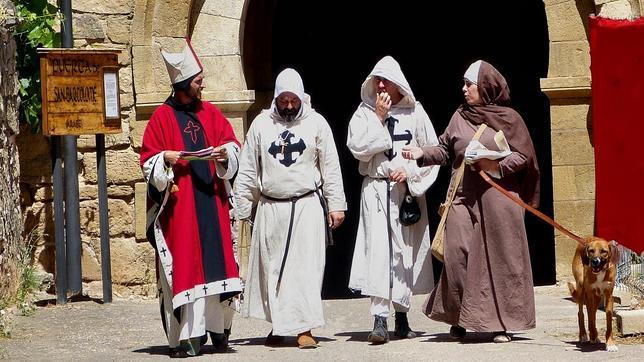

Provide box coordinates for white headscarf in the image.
[272,68,311,121]
[360,56,416,109]
[464,60,482,84]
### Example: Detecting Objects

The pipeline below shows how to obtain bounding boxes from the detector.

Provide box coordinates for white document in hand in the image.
[464,130,512,178]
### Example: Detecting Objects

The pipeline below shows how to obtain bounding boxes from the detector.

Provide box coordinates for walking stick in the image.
[478,170,587,247]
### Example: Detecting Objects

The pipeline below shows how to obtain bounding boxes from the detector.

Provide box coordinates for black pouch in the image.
[399,187,421,226]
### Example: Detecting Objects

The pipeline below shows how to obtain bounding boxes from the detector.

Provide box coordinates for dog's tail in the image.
[568,281,582,302]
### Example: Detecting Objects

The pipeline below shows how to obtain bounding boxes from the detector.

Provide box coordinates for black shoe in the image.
[393,312,417,339]
[169,348,190,358]
[449,325,466,340]
[367,315,389,344]
[210,331,229,353]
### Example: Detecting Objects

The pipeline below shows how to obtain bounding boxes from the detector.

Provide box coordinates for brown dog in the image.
[568,237,620,352]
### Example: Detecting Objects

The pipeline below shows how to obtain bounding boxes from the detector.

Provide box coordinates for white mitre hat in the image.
[161,38,203,85]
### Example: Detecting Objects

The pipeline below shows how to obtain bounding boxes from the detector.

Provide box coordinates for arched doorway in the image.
[243,0,555,298]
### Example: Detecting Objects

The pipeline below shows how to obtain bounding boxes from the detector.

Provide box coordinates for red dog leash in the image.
[478,170,587,246]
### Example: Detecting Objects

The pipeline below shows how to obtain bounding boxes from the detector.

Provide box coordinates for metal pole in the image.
[52,137,67,304]
[60,0,83,295]
[96,134,112,303]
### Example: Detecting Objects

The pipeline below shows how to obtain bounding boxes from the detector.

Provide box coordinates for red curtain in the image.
[590,16,644,253]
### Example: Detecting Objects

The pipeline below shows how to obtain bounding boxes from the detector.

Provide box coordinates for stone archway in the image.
[242,0,555,297]
[130,0,254,144]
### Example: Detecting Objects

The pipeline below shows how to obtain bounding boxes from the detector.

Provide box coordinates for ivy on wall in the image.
[14,0,60,132]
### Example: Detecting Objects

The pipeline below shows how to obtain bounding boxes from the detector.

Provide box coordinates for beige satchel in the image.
[431,124,487,262]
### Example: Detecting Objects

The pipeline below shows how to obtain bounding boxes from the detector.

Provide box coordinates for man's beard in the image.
[277,106,300,122]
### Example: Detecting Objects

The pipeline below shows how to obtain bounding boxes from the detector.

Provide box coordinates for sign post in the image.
[39,48,121,303]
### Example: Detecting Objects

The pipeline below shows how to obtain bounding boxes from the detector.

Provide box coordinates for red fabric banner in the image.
[590,16,644,253]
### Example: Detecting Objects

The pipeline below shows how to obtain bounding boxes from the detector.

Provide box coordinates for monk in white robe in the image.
[235,68,347,349]
[347,56,439,343]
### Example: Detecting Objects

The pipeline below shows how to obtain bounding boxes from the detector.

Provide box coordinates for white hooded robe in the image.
[347,56,440,309]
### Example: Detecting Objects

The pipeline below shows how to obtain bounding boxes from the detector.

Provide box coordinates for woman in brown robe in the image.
[402,60,539,343]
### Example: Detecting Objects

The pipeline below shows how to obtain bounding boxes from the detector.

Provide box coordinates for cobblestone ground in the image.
[1,285,643,361]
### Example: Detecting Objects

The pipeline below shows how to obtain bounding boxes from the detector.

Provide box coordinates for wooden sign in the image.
[38,49,122,136]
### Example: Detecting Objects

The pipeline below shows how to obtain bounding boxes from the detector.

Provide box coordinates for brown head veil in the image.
[458,61,540,207]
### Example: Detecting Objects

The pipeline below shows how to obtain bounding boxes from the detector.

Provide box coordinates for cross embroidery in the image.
[184,291,191,300]
[183,120,201,144]
[221,281,228,291]
[268,131,306,167]
[160,247,167,257]
[384,117,412,160]
[202,285,208,294]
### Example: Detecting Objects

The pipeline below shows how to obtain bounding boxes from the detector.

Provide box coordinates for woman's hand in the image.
[375,92,392,122]
[328,211,345,229]
[164,151,181,165]
[401,146,423,160]
[475,158,500,172]
[389,167,407,183]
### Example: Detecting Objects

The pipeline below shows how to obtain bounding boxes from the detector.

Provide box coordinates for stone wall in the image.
[18,0,253,298]
[0,0,23,302]
[541,0,642,281]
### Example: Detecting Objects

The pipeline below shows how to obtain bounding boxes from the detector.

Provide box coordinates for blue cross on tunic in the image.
[384,116,412,160]
[268,131,306,167]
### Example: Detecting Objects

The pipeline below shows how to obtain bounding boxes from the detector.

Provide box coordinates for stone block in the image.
[227,116,245,143]
[151,0,190,37]
[16,127,52,182]
[79,199,134,237]
[200,55,245,91]
[109,237,155,285]
[192,14,240,56]
[106,17,131,44]
[135,182,147,241]
[551,129,595,166]
[77,121,131,150]
[131,45,155,95]
[72,0,131,14]
[73,13,105,40]
[132,0,152,46]
[34,185,54,202]
[550,101,590,130]
[119,66,133,94]
[82,147,142,184]
[81,242,102,281]
[131,120,148,150]
[552,165,595,201]
[548,41,590,78]
[616,309,644,336]
[22,202,54,243]
[200,0,244,19]
[553,200,595,238]
[79,183,134,200]
[598,0,635,20]
[545,1,593,42]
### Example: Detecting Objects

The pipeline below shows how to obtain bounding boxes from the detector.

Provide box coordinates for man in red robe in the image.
[140,39,242,358]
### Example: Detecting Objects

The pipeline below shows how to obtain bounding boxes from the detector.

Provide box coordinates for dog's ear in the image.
[581,244,590,266]
[610,240,620,265]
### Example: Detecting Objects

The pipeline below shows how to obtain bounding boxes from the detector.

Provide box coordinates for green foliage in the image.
[14,0,61,132]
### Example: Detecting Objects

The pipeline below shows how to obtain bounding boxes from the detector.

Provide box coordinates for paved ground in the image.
[1,285,643,361]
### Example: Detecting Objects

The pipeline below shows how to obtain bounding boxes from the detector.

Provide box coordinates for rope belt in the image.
[261,186,330,295]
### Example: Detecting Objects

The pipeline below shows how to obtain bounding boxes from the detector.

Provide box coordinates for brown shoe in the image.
[265,330,285,346]
[297,331,318,349]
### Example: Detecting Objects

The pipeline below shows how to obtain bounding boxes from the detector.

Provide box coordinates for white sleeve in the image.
[346,105,392,162]
[318,118,347,212]
[233,124,261,220]
[405,104,440,196]
[142,152,174,192]
[215,142,240,179]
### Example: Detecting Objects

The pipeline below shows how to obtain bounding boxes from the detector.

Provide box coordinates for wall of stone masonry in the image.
[541,0,642,281]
